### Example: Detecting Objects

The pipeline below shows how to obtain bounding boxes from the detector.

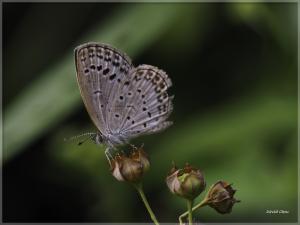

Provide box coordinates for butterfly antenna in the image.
[64,132,95,145]
[77,135,95,146]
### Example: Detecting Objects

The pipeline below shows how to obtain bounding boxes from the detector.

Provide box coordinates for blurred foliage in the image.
[3,2,298,223]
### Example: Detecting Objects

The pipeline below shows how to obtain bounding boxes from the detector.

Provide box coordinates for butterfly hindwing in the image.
[111,64,173,138]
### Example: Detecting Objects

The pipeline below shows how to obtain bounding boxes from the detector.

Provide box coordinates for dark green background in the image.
[3,2,298,223]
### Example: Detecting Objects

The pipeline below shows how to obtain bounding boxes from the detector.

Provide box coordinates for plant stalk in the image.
[187,199,193,225]
[179,198,208,224]
[134,183,160,225]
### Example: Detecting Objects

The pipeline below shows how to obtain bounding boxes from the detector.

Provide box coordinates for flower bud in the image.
[131,147,150,173]
[110,147,150,183]
[166,163,206,200]
[205,181,240,214]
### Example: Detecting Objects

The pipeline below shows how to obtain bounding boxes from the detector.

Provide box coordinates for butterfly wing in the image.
[75,42,133,135]
[107,64,173,138]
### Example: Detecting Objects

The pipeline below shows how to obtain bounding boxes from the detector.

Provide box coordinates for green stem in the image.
[187,199,193,225]
[134,183,160,225]
[179,198,208,225]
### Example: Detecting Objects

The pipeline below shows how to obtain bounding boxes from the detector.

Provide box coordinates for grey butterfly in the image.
[75,42,173,160]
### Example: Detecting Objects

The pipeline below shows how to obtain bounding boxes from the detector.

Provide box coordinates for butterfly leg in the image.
[104,147,113,166]
[130,144,138,151]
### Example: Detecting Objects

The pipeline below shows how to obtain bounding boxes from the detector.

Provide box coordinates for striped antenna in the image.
[64,132,96,145]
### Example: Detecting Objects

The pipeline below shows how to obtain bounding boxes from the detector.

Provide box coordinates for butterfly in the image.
[74,42,173,161]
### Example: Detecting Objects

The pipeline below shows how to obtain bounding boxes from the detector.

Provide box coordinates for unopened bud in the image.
[166,163,206,200]
[205,181,240,214]
[110,146,150,183]
[131,147,150,173]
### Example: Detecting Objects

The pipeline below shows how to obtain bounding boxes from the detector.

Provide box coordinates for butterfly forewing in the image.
[75,42,133,135]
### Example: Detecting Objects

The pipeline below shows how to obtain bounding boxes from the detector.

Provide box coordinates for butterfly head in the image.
[91,132,104,145]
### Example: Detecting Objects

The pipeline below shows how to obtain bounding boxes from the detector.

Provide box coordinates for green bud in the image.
[166,163,206,200]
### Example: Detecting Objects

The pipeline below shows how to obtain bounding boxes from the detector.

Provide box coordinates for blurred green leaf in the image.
[228,3,297,54]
